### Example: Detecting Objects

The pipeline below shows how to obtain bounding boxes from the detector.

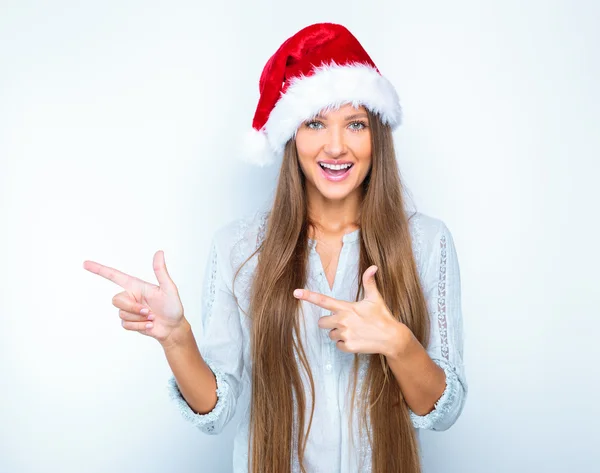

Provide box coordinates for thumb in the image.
[153,250,176,292]
[362,265,380,302]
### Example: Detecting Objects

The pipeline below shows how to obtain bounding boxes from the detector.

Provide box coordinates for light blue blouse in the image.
[167,209,467,472]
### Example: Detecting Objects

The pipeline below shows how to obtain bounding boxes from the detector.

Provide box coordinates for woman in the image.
[83,23,467,473]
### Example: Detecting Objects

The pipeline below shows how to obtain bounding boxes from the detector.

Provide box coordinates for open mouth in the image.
[318,162,354,181]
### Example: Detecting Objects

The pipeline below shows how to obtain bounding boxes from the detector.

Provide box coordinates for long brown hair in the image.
[232,109,430,473]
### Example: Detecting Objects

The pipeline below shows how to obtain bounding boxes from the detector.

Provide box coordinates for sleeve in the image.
[166,229,245,435]
[409,221,468,431]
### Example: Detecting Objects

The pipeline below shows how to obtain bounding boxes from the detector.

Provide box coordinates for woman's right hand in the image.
[83,250,188,347]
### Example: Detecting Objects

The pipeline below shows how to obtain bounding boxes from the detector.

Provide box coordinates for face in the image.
[295,103,372,202]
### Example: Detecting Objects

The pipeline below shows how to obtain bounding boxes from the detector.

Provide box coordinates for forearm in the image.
[162,317,218,415]
[383,322,447,416]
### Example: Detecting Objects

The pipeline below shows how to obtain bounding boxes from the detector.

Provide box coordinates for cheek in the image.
[361,145,372,164]
[361,132,372,156]
[295,133,320,157]
[351,135,372,164]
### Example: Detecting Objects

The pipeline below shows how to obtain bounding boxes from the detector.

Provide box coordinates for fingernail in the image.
[147,313,154,320]
[140,308,149,315]
[145,323,153,329]
[294,289,303,298]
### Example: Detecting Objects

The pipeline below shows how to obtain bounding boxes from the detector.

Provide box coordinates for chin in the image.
[317,186,354,200]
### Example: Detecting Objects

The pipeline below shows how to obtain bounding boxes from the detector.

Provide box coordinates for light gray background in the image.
[1,1,598,472]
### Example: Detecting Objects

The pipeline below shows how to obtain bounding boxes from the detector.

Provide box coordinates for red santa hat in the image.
[241,22,402,167]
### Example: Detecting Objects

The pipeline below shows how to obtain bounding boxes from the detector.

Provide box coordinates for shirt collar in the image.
[308,228,360,251]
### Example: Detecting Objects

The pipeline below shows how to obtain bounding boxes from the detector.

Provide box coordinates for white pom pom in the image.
[238,128,277,167]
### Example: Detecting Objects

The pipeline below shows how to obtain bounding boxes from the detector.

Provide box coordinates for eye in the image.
[349,121,368,131]
[305,120,324,130]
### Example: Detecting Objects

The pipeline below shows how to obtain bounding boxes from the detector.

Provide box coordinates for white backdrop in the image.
[1,1,598,472]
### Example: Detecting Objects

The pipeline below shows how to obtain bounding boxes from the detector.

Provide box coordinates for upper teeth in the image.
[320,163,352,170]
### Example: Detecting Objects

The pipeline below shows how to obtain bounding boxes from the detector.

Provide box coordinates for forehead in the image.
[315,103,368,118]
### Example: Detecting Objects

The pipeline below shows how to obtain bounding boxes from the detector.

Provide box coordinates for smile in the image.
[318,162,354,182]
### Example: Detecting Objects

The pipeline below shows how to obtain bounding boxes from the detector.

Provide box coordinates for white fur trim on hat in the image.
[269,62,400,150]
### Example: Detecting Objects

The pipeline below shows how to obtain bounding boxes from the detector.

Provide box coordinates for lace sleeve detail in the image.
[204,240,219,328]
[409,220,468,431]
[436,229,450,361]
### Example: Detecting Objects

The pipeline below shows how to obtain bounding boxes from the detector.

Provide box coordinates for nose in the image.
[323,126,346,157]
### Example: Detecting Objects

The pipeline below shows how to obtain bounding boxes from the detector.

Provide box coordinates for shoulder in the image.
[215,208,269,245]
[407,210,453,272]
[211,208,270,268]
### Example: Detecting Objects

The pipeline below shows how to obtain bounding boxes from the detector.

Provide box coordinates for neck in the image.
[306,187,362,237]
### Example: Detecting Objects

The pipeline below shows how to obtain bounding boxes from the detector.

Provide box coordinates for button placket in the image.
[311,232,358,379]
[315,270,334,373]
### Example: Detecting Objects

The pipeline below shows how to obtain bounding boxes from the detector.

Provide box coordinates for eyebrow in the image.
[314,113,368,120]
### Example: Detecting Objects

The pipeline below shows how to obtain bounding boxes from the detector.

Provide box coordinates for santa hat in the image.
[240,22,402,167]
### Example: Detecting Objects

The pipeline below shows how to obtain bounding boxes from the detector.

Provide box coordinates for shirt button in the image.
[325,363,332,371]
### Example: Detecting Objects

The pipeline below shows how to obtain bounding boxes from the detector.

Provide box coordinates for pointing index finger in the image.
[83,260,137,290]
[293,288,347,312]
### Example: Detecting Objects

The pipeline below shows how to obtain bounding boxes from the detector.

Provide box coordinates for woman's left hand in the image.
[293,265,413,356]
